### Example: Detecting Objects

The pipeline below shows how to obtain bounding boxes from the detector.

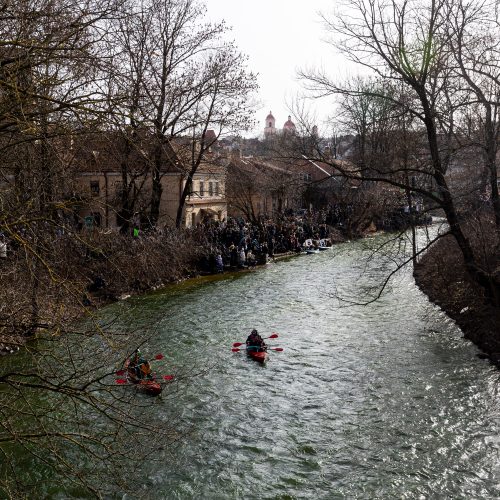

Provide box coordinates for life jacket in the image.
[140,361,151,376]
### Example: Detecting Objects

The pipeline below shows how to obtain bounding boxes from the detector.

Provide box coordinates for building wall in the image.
[73,169,227,229]
[184,173,227,226]
[73,171,121,229]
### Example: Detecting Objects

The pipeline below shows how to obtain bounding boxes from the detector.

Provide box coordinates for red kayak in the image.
[125,360,163,396]
[247,349,268,363]
[134,379,162,396]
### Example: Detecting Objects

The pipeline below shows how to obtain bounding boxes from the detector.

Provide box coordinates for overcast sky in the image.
[204,0,349,137]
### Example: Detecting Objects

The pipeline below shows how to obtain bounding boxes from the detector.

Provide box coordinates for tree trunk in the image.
[149,141,164,228]
[175,175,192,228]
[420,90,500,305]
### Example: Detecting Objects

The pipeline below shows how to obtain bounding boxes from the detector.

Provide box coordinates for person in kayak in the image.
[128,349,152,380]
[246,329,267,352]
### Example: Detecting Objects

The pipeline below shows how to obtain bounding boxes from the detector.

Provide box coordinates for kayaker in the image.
[128,350,152,380]
[246,329,267,352]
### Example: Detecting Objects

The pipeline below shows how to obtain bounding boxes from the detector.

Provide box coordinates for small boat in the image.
[247,348,268,363]
[132,378,162,396]
[125,360,163,396]
[318,246,330,251]
[306,248,319,254]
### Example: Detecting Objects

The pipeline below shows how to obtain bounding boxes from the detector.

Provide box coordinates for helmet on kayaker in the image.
[251,329,258,335]
[130,349,141,365]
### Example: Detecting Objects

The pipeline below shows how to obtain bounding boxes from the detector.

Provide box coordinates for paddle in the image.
[232,333,279,348]
[231,347,283,352]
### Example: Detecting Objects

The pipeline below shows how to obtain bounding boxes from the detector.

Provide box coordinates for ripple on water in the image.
[103,231,500,499]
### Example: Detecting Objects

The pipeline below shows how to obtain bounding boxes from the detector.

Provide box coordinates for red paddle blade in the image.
[115,378,127,384]
[116,370,126,376]
[232,342,244,347]
[268,333,279,339]
[154,354,164,360]
[163,375,174,381]
[231,348,241,352]
[271,347,283,352]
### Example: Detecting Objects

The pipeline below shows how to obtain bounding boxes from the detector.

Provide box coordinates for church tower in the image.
[283,115,296,134]
[264,111,277,138]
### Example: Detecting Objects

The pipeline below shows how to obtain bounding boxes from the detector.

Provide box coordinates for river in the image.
[108,229,500,499]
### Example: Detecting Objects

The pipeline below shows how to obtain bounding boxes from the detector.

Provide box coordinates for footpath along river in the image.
[113,230,500,498]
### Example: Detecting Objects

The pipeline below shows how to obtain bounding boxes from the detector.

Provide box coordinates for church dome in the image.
[283,115,296,131]
[266,111,275,121]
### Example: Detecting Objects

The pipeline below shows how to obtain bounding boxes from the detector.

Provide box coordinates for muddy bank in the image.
[413,234,500,363]
[0,229,206,354]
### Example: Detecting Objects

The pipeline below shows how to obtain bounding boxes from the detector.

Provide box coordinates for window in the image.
[199,181,204,197]
[215,182,219,196]
[90,180,100,196]
[208,182,213,196]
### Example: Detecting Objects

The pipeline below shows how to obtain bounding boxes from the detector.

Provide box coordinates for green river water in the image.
[105,230,500,499]
[7,229,500,499]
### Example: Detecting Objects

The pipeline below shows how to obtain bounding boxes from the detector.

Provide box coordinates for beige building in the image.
[68,132,227,229]
[182,160,227,227]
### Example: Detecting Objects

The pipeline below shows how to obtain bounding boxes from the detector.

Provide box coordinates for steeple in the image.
[264,111,277,138]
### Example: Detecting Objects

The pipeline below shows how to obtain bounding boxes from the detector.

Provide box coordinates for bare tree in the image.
[301,0,500,305]
[107,0,257,229]
[448,0,500,227]
[0,0,199,495]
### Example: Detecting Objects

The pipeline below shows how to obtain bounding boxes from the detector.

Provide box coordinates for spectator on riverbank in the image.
[246,249,256,267]
[238,247,246,268]
[215,253,224,273]
[195,209,337,274]
[229,243,238,267]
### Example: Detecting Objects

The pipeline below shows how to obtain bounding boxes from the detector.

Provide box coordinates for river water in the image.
[108,230,500,499]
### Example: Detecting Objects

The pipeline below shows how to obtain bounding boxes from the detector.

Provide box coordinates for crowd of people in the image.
[196,210,333,273]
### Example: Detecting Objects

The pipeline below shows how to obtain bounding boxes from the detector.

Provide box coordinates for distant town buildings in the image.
[0,111,359,232]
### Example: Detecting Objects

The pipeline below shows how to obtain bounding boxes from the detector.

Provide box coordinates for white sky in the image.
[204,0,350,137]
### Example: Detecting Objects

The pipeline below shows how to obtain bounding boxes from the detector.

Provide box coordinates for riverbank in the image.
[414,231,500,364]
[0,215,346,354]
[0,229,206,353]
